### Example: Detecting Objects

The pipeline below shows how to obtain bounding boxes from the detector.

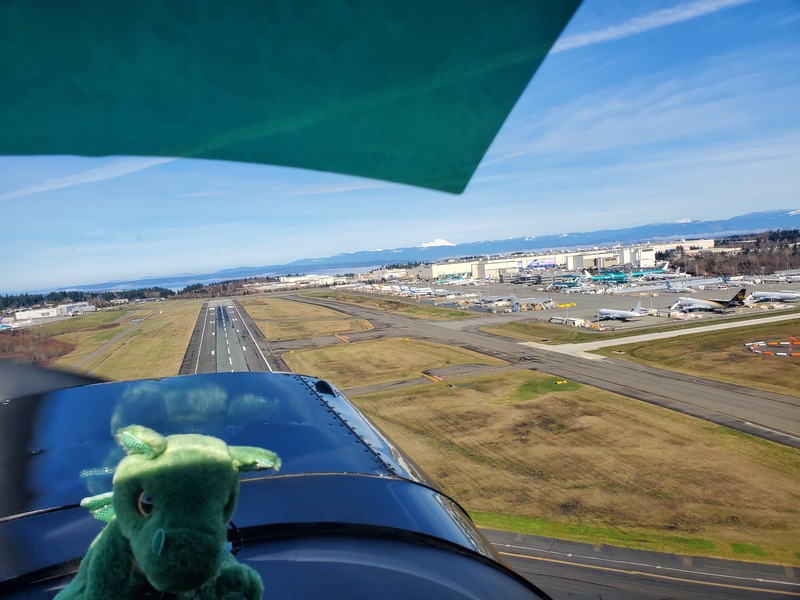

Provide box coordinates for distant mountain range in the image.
[67,209,800,292]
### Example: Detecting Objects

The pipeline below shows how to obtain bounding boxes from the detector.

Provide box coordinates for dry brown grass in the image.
[592,317,800,397]
[49,300,203,380]
[239,297,373,341]
[350,371,800,564]
[305,290,475,320]
[281,338,507,388]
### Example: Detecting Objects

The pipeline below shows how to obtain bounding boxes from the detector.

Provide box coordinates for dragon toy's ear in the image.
[115,425,167,458]
[81,492,116,523]
[229,446,281,473]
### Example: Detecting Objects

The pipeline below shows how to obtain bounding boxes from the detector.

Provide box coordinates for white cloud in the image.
[486,45,800,166]
[0,156,175,202]
[553,0,755,53]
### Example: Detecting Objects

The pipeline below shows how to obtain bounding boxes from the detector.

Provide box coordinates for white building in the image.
[14,302,96,321]
[56,302,97,316]
[14,307,59,320]
[405,241,700,281]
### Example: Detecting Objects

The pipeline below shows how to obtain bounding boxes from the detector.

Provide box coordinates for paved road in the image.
[281,294,800,449]
[177,295,800,598]
[482,530,799,599]
[523,312,800,358]
[179,299,275,374]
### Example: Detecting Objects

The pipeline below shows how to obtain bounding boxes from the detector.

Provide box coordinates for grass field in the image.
[23,295,799,564]
[592,317,800,397]
[349,370,800,564]
[306,290,475,320]
[281,338,507,389]
[238,297,372,341]
[481,316,800,397]
[481,308,800,345]
[49,300,203,380]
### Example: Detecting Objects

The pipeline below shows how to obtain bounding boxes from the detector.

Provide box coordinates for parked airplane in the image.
[745,290,800,303]
[0,318,27,331]
[585,270,629,283]
[670,289,747,312]
[640,266,688,281]
[598,301,648,321]
[664,281,696,293]
[631,261,670,278]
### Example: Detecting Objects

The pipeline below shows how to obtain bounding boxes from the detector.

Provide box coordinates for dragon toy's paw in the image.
[212,555,264,600]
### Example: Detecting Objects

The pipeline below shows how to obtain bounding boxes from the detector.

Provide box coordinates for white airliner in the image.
[0,318,28,330]
[598,301,648,321]
[664,281,696,293]
[639,266,689,281]
[670,289,747,312]
[745,290,800,303]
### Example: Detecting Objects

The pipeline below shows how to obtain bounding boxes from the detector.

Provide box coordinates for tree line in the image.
[668,229,800,277]
[2,276,286,311]
[1,287,176,311]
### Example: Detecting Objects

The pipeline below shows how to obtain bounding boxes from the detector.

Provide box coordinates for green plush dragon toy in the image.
[56,425,280,599]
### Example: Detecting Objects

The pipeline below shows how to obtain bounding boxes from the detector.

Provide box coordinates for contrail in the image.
[0,156,175,202]
[553,0,755,53]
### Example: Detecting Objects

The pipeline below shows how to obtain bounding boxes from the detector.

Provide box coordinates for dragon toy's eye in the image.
[137,491,154,517]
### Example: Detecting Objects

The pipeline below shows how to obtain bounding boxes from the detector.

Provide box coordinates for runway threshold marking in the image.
[498,551,800,596]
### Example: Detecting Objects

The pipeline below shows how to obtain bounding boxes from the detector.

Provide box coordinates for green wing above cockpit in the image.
[0,1,580,194]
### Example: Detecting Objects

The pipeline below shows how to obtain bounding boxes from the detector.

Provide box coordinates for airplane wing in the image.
[0,0,580,194]
[0,3,584,598]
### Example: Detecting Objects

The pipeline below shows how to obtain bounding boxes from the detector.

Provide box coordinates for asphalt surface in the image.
[176,292,800,598]
[280,294,800,449]
[482,529,800,599]
[179,299,275,374]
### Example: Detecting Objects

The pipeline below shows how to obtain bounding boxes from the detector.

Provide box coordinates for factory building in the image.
[14,307,59,320]
[405,241,713,282]
[14,302,96,321]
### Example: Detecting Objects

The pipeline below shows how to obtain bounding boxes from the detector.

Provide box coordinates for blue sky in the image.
[2,0,799,293]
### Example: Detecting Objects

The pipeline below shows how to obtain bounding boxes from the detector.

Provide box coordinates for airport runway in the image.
[279,294,800,449]
[179,299,275,374]
[482,530,799,599]
[177,295,800,598]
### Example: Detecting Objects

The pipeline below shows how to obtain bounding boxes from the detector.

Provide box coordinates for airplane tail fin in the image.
[729,289,747,306]
[633,301,643,313]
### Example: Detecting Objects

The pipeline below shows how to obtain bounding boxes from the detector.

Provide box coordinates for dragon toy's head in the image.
[84,425,280,593]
